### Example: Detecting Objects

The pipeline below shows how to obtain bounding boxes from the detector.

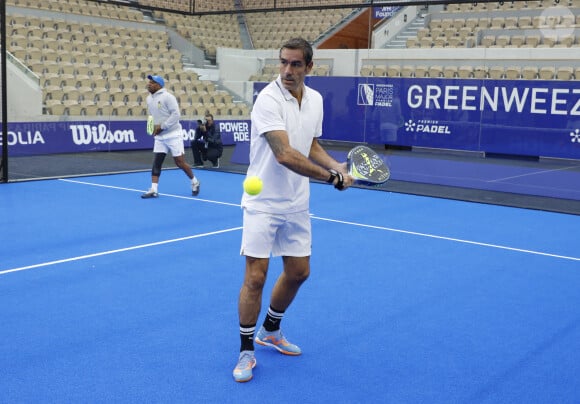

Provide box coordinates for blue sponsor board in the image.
[243,77,579,164]
[1,119,247,157]
[308,76,580,160]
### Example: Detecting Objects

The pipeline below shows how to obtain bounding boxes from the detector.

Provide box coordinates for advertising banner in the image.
[307,76,580,160]
[5,78,578,161]
[1,119,244,157]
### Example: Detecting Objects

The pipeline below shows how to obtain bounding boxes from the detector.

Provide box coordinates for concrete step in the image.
[384,15,426,49]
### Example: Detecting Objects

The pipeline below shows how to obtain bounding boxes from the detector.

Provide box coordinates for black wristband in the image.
[334,171,344,190]
[327,169,338,184]
[327,169,344,190]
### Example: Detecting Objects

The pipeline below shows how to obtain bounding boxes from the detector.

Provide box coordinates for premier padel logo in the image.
[404,119,451,135]
[571,129,580,143]
[357,84,374,106]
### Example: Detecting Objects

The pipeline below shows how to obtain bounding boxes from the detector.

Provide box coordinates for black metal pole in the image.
[1,0,8,182]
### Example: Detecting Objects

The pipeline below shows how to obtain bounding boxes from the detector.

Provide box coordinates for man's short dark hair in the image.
[280,37,313,65]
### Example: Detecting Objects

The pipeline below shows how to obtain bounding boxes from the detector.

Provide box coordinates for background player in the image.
[141,74,200,198]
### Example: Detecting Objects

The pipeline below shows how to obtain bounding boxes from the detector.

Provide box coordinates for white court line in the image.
[63,178,580,263]
[313,216,580,262]
[0,227,243,276]
[487,165,579,183]
[59,178,242,207]
[3,178,575,276]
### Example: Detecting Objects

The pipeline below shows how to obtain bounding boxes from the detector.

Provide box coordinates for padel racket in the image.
[146,115,155,135]
[347,145,390,185]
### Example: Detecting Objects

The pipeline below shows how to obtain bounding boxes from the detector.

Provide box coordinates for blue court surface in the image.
[1,169,580,403]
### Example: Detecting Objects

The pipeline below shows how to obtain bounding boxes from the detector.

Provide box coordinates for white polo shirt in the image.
[241,76,324,214]
[146,88,182,138]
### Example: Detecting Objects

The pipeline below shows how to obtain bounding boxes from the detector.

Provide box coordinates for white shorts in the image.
[153,132,185,157]
[240,208,312,258]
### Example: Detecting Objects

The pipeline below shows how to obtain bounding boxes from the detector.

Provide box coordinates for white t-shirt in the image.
[241,76,324,214]
[146,88,182,138]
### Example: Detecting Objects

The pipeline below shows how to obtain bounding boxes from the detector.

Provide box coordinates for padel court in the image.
[1,168,580,403]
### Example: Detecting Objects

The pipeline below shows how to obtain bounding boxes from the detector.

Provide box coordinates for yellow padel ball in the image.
[243,176,263,195]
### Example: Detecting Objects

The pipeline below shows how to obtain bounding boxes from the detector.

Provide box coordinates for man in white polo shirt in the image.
[141,74,200,198]
[233,38,355,383]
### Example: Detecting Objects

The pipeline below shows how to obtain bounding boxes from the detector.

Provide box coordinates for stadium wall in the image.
[6,56,43,119]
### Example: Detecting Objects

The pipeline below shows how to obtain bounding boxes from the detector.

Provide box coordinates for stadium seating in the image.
[387,65,401,77]
[443,66,458,78]
[361,0,578,80]
[409,1,580,51]
[248,60,334,81]
[458,65,474,78]
[557,66,575,80]
[522,66,539,79]
[5,8,248,117]
[539,66,557,80]
[5,0,580,120]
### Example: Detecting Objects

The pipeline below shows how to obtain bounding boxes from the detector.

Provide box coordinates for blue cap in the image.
[147,74,165,87]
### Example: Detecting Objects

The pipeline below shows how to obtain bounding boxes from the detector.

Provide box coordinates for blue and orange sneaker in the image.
[233,350,256,382]
[255,327,302,355]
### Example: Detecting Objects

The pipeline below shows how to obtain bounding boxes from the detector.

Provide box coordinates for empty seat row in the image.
[259,64,331,77]
[431,14,579,30]
[407,32,578,49]
[46,102,250,117]
[7,0,143,21]
[444,0,580,12]
[480,34,577,47]
[360,64,579,80]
